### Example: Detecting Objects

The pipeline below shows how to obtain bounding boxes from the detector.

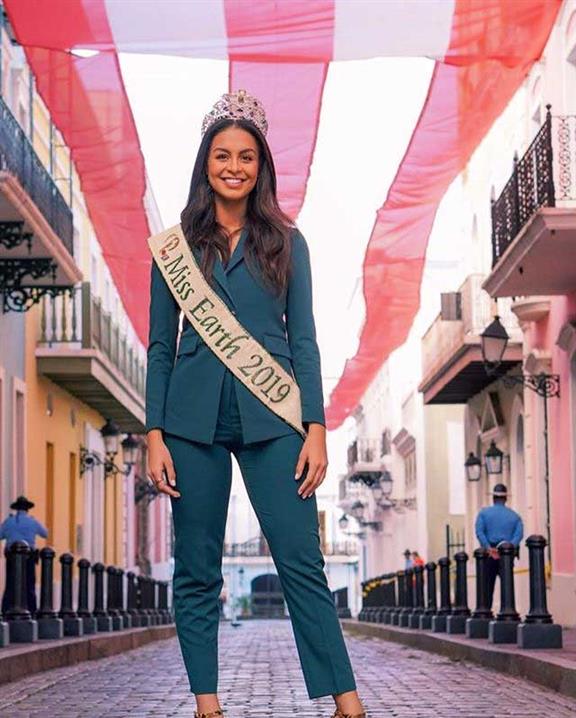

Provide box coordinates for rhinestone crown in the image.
[201,89,268,137]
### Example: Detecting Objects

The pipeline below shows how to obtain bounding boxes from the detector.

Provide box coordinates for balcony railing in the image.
[347,438,382,469]
[38,282,146,396]
[491,105,576,265]
[0,96,73,253]
[224,537,358,557]
[421,274,518,381]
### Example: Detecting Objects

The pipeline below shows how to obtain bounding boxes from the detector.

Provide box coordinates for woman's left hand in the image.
[295,423,328,498]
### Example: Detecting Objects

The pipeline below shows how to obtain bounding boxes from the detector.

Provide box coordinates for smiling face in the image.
[206,125,260,203]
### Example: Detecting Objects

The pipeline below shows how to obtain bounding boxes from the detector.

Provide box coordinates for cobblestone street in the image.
[0,621,575,717]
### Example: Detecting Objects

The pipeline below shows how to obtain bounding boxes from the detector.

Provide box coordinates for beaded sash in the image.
[148,224,306,439]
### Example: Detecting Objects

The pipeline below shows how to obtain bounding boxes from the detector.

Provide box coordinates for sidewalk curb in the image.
[341,619,576,699]
[0,624,176,685]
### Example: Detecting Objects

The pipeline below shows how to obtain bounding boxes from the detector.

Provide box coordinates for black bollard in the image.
[489,542,520,644]
[156,579,164,624]
[156,580,166,624]
[107,565,122,630]
[432,557,451,632]
[375,574,390,623]
[117,568,132,629]
[113,568,124,628]
[466,548,493,638]
[162,581,173,624]
[334,586,352,619]
[447,552,470,634]
[380,573,396,624]
[5,541,38,642]
[37,548,57,618]
[59,553,82,636]
[363,577,377,623]
[409,565,425,628]
[366,578,374,621]
[419,562,437,630]
[148,577,157,625]
[399,568,414,627]
[518,535,562,648]
[77,558,97,635]
[37,547,63,639]
[126,571,141,627]
[151,579,161,625]
[92,562,112,631]
[391,571,405,626]
[373,577,384,623]
[137,575,150,626]
[358,580,368,622]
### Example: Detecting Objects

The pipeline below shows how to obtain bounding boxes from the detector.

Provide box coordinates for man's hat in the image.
[10,495,34,511]
[492,484,508,497]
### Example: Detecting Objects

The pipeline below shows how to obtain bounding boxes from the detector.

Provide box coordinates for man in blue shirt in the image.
[0,496,48,615]
[475,484,523,611]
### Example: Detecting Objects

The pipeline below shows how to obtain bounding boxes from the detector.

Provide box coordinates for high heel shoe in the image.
[193,710,225,718]
[331,708,367,718]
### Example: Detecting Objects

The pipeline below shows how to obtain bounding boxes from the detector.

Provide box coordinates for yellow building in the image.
[0,17,168,590]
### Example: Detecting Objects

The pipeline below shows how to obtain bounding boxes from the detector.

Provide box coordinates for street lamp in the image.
[371,470,395,509]
[380,470,393,497]
[349,500,365,522]
[480,315,509,374]
[338,514,350,532]
[80,419,139,478]
[484,440,504,476]
[480,316,560,567]
[121,433,139,467]
[100,418,121,456]
[464,451,482,482]
[480,316,560,398]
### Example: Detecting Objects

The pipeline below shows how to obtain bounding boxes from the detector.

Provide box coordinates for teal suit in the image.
[145,226,357,700]
[145,226,325,443]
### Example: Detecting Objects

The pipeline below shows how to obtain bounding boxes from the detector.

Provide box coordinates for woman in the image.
[145,89,366,718]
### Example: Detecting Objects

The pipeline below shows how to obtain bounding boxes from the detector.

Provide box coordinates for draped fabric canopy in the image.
[5,0,561,429]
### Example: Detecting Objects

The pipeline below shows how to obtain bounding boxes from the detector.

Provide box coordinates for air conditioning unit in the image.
[440,292,462,321]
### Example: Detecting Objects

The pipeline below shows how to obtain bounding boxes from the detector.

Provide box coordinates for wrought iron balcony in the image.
[0,96,73,253]
[0,97,80,309]
[35,282,146,432]
[486,106,576,297]
[346,437,385,485]
[419,275,522,404]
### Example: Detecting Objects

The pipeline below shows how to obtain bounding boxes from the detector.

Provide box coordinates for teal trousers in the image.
[164,369,357,699]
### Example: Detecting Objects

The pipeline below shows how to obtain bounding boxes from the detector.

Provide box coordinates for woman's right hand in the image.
[146,429,181,498]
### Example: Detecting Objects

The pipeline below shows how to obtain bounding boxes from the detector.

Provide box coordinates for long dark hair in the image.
[180,118,294,295]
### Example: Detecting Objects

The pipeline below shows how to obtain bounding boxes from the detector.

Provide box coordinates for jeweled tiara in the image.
[201,89,268,137]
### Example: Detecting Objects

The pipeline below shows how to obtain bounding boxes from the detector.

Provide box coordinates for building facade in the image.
[418,0,576,624]
[0,9,171,597]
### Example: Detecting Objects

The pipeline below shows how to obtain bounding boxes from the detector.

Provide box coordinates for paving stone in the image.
[0,620,574,716]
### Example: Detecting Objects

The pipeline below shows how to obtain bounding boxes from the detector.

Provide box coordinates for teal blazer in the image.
[145,226,325,444]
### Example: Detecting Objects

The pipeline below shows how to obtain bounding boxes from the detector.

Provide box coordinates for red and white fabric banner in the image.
[325,0,562,428]
[4,0,561,429]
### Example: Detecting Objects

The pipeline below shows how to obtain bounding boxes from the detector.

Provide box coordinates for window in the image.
[380,429,391,456]
[404,450,417,492]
